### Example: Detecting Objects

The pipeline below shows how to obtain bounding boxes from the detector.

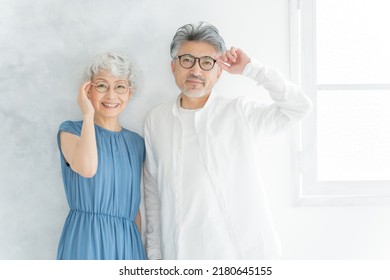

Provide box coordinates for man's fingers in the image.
[226,51,237,63]
[216,60,231,72]
[218,47,239,64]
[216,53,228,63]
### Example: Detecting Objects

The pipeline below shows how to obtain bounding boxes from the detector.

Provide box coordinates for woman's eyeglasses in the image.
[91,81,129,94]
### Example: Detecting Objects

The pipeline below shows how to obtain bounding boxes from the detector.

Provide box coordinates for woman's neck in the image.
[93,116,122,132]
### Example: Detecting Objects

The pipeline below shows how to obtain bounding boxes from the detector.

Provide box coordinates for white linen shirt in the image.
[143,60,312,260]
[177,107,237,259]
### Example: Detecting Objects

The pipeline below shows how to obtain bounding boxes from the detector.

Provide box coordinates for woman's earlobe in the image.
[127,90,133,101]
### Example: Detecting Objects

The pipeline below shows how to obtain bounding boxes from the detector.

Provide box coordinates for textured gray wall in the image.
[0,0,289,259]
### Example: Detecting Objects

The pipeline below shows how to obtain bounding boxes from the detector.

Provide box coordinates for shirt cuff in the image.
[242,58,266,80]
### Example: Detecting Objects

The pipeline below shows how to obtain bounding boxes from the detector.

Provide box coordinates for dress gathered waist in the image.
[69,209,134,222]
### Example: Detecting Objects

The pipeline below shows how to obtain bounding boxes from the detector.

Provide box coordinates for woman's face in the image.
[88,71,132,120]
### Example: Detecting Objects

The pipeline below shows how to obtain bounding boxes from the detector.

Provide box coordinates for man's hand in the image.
[216,47,250,74]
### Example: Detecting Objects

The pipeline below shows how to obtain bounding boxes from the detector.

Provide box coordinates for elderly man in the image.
[143,22,312,260]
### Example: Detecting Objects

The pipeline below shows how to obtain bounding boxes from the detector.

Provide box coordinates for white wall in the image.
[1,0,389,260]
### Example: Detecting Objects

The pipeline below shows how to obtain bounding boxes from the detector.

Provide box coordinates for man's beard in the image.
[180,76,209,98]
[181,87,209,98]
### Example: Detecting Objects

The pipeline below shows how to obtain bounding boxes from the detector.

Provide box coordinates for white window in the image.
[290,0,390,205]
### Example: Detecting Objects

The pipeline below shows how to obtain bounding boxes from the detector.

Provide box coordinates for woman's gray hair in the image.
[170,22,227,58]
[83,52,137,90]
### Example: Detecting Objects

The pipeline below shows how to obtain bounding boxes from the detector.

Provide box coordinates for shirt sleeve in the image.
[143,113,162,260]
[239,59,313,137]
[57,121,82,165]
[58,120,82,137]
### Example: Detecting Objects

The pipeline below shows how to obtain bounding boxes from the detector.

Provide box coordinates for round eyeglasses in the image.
[175,54,217,71]
[91,81,129,94]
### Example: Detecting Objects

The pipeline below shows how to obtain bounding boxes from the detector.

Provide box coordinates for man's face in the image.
[171,41,222,99]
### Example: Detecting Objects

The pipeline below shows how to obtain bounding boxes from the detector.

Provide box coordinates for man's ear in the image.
[216,65,223,79]
[171,60,175,74]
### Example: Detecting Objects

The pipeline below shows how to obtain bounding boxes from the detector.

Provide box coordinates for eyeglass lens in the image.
[93,81,129,94]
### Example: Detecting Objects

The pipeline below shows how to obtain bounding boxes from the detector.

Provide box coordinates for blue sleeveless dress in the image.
[56,121,146,260]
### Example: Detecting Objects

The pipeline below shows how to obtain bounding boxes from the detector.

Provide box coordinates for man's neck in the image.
[180,93,211,109]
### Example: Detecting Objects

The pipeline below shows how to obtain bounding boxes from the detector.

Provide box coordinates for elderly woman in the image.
[56,52,146,259]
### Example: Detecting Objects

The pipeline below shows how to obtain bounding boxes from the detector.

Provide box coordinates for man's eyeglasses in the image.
[175,54,217,71]
[91,81,129,94]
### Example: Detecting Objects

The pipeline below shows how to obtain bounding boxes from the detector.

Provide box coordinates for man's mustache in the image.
[186,75,205,83]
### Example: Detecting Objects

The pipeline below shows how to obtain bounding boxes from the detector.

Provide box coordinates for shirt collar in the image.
[172,91,217,116]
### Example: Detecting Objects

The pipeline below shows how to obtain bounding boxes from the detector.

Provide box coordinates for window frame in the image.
[290,0,390,206]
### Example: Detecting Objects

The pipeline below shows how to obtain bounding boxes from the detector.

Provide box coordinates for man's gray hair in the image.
[83,52,137,90]
[170,22,227,58]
